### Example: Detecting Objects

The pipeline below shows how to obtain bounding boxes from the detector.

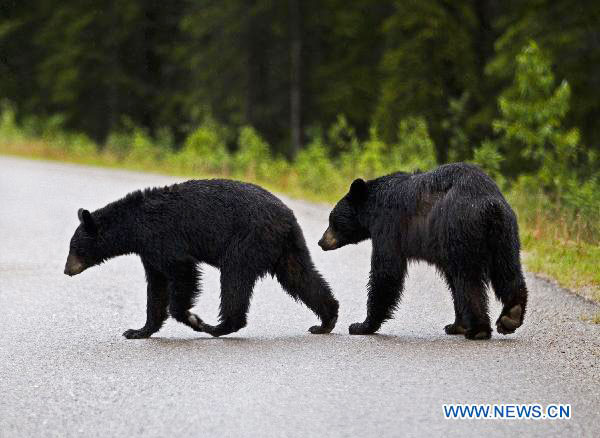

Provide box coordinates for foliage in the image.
[374,1,495,162]
[391,117,437,172]
[356,128,387,179]
[486,0,600,150]
[2,1,600,165]
[327,115,359,157]
[494,42,577,179]
[492,41,599,238]
[0,101,22,142]
[177,124,230,173]
[295,136,340,195]
[471,141,505,188]
[234,126,273,179]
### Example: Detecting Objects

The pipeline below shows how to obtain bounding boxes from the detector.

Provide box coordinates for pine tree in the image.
[493,41,580,194]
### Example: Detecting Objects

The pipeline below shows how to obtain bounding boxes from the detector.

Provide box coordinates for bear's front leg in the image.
[443,275,466,335]
[123,262,169,339]
[349,247,407,335]
[166,260,210,333]
[452,276,492,340]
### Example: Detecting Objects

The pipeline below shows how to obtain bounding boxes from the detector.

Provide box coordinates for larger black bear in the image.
[319,163,528,340]
[64,179,338,338]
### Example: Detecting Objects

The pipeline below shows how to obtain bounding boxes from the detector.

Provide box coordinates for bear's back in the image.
[140,179,292,218]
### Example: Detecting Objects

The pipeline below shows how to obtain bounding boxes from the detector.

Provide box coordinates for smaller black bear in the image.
[64,179,338,338]
[319,163,528,340]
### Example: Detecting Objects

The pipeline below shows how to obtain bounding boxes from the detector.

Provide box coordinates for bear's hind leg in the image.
[199,265,257,337]
[275,249,339,334]
[443,275,466,335]
[123,260,169,339]
[453,276,491,340]
[167,260,207,333]
[491,271,528,335]
[487,210,528,335]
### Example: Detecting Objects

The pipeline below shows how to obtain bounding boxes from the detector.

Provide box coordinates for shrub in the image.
[471,140,505,188]
[357,127,387,179]
[234,126,271,179]
[390,117,437,172]
[105,131,134,160]
[177,124,230,173]
[327,114,359,157]
[127,127,164,164]
[295,136,340,195]
[64,132,96,158]
[338,140,363,181]
[0,101,22,142]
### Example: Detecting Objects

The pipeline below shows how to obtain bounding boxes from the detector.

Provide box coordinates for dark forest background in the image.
[2,0,600,160]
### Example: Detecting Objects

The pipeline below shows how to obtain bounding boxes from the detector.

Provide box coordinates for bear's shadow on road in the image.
[140,332,523,353]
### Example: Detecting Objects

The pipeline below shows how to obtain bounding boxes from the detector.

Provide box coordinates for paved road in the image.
[0,156,598,437]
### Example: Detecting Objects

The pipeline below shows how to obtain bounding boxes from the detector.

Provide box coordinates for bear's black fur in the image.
[319,162,528,340]
[65,179,339,338]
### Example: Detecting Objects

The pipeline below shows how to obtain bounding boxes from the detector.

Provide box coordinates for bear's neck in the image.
[95,199,145,259]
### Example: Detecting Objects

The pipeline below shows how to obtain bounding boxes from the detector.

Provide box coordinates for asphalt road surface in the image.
[1,156,598,437]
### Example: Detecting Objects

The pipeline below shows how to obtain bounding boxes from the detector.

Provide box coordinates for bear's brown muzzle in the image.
[64,253,87,276]
[318,227,338,251]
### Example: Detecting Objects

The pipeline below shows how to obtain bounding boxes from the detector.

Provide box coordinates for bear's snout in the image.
[64,253,86,276]
[318,227,338,251]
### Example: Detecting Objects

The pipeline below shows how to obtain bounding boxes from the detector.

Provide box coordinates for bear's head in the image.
[319,178,370,251]
[64,208,101,276]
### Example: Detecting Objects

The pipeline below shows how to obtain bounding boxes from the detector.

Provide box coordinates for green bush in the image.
[63,132,96,158]
[127,127,164,164]
[327,114,359,157]
[105,130,134,160]
[0,101,22,142]
[390,117,437,172]
[295,136,340,195]
[471,140,505,188]
[177,124,229,173]
[357,127,387,179]
[234,126,271,179]
[338,140,363,182]
[155,127,175,151]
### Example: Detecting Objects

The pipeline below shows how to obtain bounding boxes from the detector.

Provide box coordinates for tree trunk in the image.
[289,0,302,157]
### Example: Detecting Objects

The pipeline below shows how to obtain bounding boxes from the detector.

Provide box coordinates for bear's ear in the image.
[77,208,97,234]
[348,178,367,204]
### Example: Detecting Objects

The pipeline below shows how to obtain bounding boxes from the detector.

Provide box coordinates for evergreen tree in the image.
[493,41,580,193]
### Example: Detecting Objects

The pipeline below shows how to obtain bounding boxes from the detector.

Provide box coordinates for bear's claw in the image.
[187,312,209,332]
[496,304,523,335]
[123,328,152,339]
[348,322,377,335]
[444,323,466,335]
[309,316,337,334]
[464,328,492,340]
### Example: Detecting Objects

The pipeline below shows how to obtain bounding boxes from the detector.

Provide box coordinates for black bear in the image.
[64,179,338,338]
[319,163,528,340]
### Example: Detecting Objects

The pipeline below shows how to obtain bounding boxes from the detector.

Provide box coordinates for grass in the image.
[521,231,600,302]
[521,232,600,292]
[0,139,329,204]
[581,313,600,324]
[1,139,598,313]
